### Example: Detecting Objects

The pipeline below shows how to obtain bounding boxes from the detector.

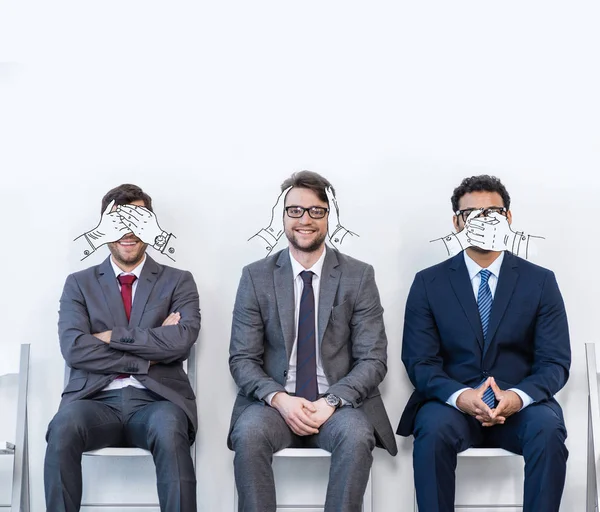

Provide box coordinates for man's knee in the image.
[147,404,190,449]
[46,409,87,450]
[230,403,290,457]
[325,409,376,454]
[413,402,471,451]
[520,407,567,453]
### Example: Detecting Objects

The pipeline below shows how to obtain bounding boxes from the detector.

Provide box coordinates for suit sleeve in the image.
[59,274,151,374]
[110,270,201,363]
[401,272,466,402]
[229,266,286,401]
[514,271,571,400]
[326,265,388,407]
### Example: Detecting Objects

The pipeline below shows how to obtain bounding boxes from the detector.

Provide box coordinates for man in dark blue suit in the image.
[398,175,570,512]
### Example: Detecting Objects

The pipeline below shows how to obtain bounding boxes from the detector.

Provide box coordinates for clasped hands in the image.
[456,377,522,427]
[271,392,337,436]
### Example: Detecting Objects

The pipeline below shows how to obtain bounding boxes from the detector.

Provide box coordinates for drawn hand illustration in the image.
[74,200,131,258]
[466,212,514,251]
[430,209,480,256]
[325,186,359,248]
[432,209,544,259]
[248,186,292,255]
[74,201,177,261]
[115,204,174,259]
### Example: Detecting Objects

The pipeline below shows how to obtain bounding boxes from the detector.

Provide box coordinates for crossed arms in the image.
[59,270,200,374]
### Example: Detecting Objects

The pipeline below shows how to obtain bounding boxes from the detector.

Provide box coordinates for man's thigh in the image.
[46,394,125,451]
[484,402,567,454]
[230,402,296,453]
[124,389,193,448]
[413,400,482,450]
[312,406,375,453]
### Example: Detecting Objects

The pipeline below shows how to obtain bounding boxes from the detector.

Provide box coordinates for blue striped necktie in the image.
[295,271,318,401]
[477,269,496,409]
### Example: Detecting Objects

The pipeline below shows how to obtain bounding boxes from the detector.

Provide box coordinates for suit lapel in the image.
[483,251,519,358]
[97,257,129,326]
[274,250,296,359]
[129,255,161,327]
[318,249,341,346]
[448,252,484,349]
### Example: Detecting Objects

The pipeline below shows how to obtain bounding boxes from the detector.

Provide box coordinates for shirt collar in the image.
[289,246,327,279]
[110,253,147,280]
[463,250,505,281]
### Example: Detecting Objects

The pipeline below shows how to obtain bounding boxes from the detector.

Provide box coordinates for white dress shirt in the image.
[266,247,336,405]
[447,251,534,411]
[102,255,147,391]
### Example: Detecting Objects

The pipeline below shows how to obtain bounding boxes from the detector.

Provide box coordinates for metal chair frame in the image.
[414,447,523,510]
[586,343,600,511]
[233,447,373,511]
[0,344,30,512]
[63,343,197,509]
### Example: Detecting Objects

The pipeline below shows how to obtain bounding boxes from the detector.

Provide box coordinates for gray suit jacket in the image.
[58,255,201,437]
[228,248,397,455]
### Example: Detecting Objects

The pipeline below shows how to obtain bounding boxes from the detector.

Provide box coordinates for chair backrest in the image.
[586,342,600,510]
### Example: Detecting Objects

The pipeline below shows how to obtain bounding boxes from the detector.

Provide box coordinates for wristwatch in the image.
[325,394,342,409]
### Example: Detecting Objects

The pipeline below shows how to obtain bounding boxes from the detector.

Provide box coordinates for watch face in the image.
[326,394,340,407]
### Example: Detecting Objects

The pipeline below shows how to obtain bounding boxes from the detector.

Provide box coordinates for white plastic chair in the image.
[64,344,197,509]
[234,447,373,511]
[0,344,30,512]
[586,343,600,512]
[414,447,523,510]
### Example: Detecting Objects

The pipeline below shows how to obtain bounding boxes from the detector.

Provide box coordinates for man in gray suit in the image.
[44,184,201,512]
[229,171,397,512]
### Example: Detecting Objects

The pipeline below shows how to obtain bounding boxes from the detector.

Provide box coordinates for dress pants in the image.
[44,386,196,512]
[412,401,568,512]
[230,402,376,512]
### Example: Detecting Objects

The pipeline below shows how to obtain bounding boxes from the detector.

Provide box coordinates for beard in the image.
[108,239,148,268]
[286,230,327,254]
[468,245,493,254]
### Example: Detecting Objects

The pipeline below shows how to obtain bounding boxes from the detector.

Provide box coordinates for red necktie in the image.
[115,274,137,380]
[118,274,137,321]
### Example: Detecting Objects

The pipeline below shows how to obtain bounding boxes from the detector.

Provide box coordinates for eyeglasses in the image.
[455,207,507,223]
[285,206,329,219]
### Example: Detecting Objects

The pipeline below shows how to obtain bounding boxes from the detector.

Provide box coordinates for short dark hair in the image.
[451,175,511,212]
[280,170,335,204]
[100,184,153,215]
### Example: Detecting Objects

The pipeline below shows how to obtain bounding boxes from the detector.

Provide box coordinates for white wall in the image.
[1,1,598,510]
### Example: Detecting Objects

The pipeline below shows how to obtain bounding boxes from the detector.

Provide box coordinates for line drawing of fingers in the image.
[116,205,141,222]
[103,199,116,215]
[120,218,139,230]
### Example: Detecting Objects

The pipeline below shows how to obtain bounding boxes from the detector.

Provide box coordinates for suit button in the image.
[120,338,126,343]
[283,370,288,377]
[356,397,362,404]
[482,371,489,377]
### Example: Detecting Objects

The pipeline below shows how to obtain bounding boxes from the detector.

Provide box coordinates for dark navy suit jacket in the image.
[397,250,570,436]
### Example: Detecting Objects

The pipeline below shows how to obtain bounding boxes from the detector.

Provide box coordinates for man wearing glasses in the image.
[398,175,571,512]
[228,170,397,512]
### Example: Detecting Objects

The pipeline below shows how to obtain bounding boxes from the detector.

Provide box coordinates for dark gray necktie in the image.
[295,271,317,401]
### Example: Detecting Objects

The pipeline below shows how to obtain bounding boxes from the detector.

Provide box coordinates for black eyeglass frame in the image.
[455,207,508,223]
[284,206,330,219]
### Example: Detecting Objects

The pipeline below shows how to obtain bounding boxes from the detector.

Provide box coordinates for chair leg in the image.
[362,467,372,512]
[233,478,238,512]
[589,402,597,512]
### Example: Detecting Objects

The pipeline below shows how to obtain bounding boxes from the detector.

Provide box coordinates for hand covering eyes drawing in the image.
[74,200,177,261]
